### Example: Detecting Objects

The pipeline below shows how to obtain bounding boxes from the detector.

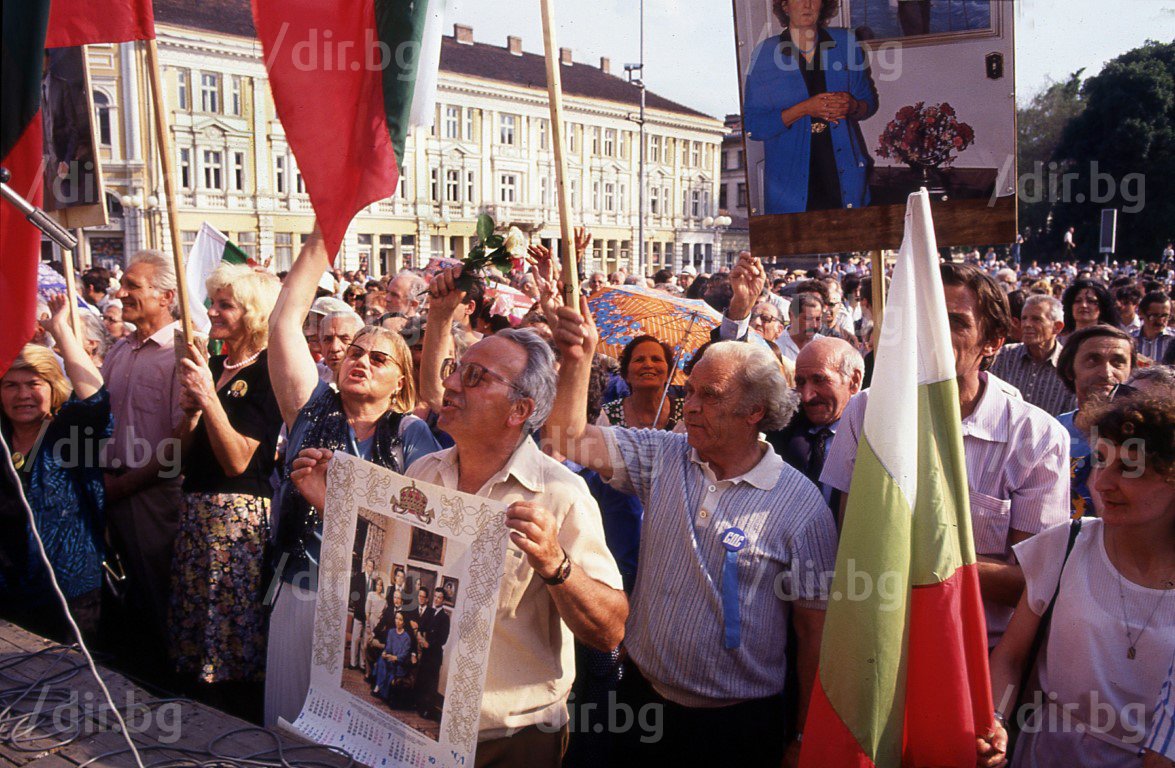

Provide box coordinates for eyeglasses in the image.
[753,313,780,324]
[345,344,394,368]
[449,361,524,394]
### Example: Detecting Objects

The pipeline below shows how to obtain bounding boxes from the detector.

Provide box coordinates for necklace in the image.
[1110,537,1174,660]
[223,350,261,370]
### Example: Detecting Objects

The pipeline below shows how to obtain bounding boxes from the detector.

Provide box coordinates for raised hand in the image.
[552,294,599,363]
[727,251,766,321]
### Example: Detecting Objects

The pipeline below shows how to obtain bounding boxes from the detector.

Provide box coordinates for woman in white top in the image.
[979,385,1175,767]
[362,576,386,675]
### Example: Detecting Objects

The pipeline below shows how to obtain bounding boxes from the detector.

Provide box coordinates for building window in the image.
[465,170,475,202]
[275,156,286,194]
[295,167,305,194]
[177,69,189,110]
[498,173,518,203]
[93,92,112,146]
[464,108,474,140]
[430,168,440,201]
[499,114,516,145]
[181,230,197,257]
[719,185,728,210]
[231,151,246,191]
[690,141,700,167]
[178,147,192,189]
[379,234,394,274]
[445,168,460,203]
[737,149,745,169]
[229,76,242,115]
[202,150,222,189]
[604,129,616,157]
[540,175,550,207]
[591,126,601,155]
[569,178,579,209]
[592,180,601,210]
[649,135,661,163]
[200,72,220,113]
[538,119,548,150]
[444,106,460,139]
[567,124,579,154]
[619,183,627,211]
[275,232,293,270]
[237,230,257,260]
[737,183,747,208]
[649,184,660,215]
[691,188,702,218]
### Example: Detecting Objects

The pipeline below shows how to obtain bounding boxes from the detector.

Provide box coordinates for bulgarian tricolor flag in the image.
[185,223,249,333]
[800,190,994,767]
[252,0,446,260]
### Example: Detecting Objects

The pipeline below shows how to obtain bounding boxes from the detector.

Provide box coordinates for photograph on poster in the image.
[734,0,1015,254]
[341,512,463,742]
[41,47,101,212]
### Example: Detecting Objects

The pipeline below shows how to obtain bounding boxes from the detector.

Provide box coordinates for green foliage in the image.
[1017,71,1086,244]
[456,214,518,292]
[1051,41,1175,260]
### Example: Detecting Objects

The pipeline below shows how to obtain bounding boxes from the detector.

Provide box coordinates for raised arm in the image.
[418,266,465,412]
[546,296,615,480]
[44,293,102,399]
[269,224,329,428]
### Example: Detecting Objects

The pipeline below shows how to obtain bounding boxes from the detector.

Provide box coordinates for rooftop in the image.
[152,1,714,120]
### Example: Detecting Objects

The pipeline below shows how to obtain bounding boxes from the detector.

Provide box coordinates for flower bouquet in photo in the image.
[453,214,530,292]
[876,102,975,192]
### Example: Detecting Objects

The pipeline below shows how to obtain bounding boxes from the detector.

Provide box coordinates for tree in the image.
[1016,72,1085,252]
[1051,41,1175,262]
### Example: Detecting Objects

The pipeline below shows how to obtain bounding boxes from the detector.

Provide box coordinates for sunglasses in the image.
[753,313,780,323]
[448,361,524,394]
[345,344,394,368]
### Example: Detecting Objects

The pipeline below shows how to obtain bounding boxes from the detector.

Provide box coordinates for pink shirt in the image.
[820,372,1070,646]
[103,320,184,473]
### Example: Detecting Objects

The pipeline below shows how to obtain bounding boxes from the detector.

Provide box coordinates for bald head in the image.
[793,337,864,426]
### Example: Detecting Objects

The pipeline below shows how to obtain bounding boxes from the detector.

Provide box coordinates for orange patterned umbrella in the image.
[588,285,722,385]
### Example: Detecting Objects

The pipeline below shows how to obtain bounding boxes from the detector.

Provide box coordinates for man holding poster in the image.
[292,265,626,767]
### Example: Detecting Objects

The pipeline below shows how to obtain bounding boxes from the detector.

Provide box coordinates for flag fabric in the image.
[800,190,993,767]
[252,0,446,260]
[0,0,52,375]
[44,0,155,48]
[186,223,249,333]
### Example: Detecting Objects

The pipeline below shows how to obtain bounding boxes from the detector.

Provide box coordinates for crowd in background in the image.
[1,230,1173,768]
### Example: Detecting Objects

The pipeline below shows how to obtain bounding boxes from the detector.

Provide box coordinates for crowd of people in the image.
[1,227,1173,767]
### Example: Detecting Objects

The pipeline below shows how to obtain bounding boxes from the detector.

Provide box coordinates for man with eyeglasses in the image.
[291,264,626,767]
[1133,291,1173,362]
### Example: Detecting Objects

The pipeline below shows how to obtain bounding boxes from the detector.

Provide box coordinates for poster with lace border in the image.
[291,452,509,768]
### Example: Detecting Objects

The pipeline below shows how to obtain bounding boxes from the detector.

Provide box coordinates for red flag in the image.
[252,0,438,260]
[0,118,45,376]
[45,0,155,48]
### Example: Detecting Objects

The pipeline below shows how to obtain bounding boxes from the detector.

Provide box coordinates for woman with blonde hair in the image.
[170,263,283,719]
[264,225,440,726]
[0,295,109,640]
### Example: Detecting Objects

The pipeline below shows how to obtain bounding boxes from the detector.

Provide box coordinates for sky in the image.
[448,0,1175,120]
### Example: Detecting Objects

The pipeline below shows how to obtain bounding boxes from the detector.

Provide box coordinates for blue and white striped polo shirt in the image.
[604,427,838,707]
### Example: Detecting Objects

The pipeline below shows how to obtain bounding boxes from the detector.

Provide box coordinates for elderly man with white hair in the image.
[989,294,1075,416]
[102,249,186,679]
[547,299,837,768]
[292,265,627,766]
[384,269,427,317]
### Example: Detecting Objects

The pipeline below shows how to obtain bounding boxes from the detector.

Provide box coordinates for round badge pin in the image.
[720,526,747,553]
[229,380,249,398]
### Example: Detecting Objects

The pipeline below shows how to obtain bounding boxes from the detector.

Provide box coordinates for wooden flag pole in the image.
[870,249,886,353]
[539,0,579,304]
[60,237,85,341]
[143,38,194,344]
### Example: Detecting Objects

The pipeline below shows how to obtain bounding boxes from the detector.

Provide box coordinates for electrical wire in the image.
[0,433,357,768]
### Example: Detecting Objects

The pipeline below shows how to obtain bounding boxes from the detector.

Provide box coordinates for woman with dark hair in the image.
[1061,280,1121,340]
[743,0,878,214]
[978,386,1175,768]
[596,335,683,431]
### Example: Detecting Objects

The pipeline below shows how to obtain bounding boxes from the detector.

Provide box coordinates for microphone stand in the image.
[0,166,78,250]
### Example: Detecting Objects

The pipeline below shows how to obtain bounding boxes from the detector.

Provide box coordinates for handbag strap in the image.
[1012,518,1083,719]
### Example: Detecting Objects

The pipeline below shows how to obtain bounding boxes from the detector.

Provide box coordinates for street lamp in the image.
[120,189,161,252]
[625,0,647,277]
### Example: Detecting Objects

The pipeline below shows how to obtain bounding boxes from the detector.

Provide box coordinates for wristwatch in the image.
[542,549,572,586]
